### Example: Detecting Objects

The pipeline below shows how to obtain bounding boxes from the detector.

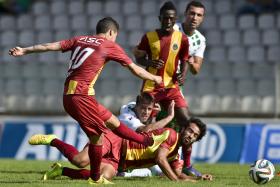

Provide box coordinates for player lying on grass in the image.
[30,118,212,182]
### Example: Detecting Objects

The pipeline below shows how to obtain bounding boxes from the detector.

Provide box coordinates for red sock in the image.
[182,145,192,167]
[50,139,79,162]
[62,167,90,179]
[112,122,152,146]
[88,144,102,181]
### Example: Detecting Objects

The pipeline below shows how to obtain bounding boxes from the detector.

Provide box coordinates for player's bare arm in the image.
[133,47,164,69]
[187,56,203,75]
[136,101,175,133]
[9,42,62,56]
[127,63,162,85]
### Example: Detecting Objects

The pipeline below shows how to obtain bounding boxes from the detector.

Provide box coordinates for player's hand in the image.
[150,59,164,69]
[187,56,194,65]
[201,174,213,181]
[9,47,26,56]
[167,100,175,118]
[177,73,185,86]
[154,76,162,85]
[153,103,161,112]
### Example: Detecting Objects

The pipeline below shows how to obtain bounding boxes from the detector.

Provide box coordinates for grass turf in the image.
[0,159,279,186]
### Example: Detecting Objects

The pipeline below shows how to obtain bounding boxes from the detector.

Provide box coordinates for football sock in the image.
[62,167,90,179]
[50,139,79,162]
[182,144,192,167]
[89,144,102,181]
[112,122,152,146]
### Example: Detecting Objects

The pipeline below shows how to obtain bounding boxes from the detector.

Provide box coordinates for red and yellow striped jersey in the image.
[138,30,189,92]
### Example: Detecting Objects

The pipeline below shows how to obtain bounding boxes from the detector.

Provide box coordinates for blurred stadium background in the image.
[0,0,280,166]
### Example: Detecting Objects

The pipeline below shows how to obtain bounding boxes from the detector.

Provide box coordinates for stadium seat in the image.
[116,31,128,47]
[258,14,275,30]
[247,46,265,63]
[69,1,84,15]
[205,29,222,46]
[228,46,246,63]
[57,63,68,79]
[125,15,142,31]
[99,63,117,80]
[214,0,231,14]
[18,30,35,46]
[257,79,275,97]
[143,15,160,31]
[141,1,157,15]
[224,30,241,46]
[232,63,251,80]
[201,15,217,30]
[240,95,261,113]
[208,47,226,62]
[0,15,16,31]
[40,63,59,79]
[185,95,201,114]
[212,62,232,79]
[34,15,51,31]
[219,14,236,30]
[238,14,256,30]
[37,31,53,44]
[22,62,40,79]
[112,15,124,30]
[3,62,22,78]
[43,79,64,95]
[252,63,274,80]
[104,1,120,15]
[122,1,138,15]
[99,79,118,96]
[183,79,197,96]
[38,52,56,63]
[200,95,221,113]
[57,51,70,64]
[1,31,17,47]
[220,95,240,113]
[128,31,143,47]
[44,95,64,113]
[5,79,24,95]
[87,1,103,15]
[50,1,67,15]
[261,96,275,114]
[197,79,216,95]
[216,79,236,96]
[89,15,104,31]
[53,15,69,31]
[243,29,261,46]
[116,66,134,80]
[267,46,280,62]
[24,79,42,95]
[24,95,44,113]
[4,95,25,112]
[196,62,212,79]
[32,1,49,15]
[118,80,139,96]
[54,30,71,41]
[236,79,256,96]
[99,95,120,113]
[71,15,87,31]
[17,14,33,30]
[202,0,214,14]
[262,29,279,46]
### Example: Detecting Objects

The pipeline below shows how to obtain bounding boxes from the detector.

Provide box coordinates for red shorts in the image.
[148,88,187,109]
[63,95,112,137]
[101,131,123,171]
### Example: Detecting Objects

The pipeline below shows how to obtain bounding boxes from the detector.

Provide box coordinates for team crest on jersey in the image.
[172,43,178,51]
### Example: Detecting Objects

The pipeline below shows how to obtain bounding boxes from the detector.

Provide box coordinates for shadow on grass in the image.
[0,170,43,174]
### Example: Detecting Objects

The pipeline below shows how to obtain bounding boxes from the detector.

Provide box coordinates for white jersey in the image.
[173,22,206,58]
[118,102,143,131]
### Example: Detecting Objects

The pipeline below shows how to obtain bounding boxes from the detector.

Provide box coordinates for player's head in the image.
[96,17,119,42]
[135,92,155,123]
[159,1,177,33]
[184,1,205,30]
[180,117,207,146]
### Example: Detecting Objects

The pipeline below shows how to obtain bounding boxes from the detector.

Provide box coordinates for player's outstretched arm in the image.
[9,42,62,57]
[187,56,203,75]
[127,63,162,85]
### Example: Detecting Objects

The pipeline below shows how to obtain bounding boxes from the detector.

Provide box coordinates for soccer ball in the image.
[249,159,275,185]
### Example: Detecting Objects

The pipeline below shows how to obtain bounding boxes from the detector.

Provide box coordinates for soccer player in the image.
[33,118,213,182]
[9,17,170,185]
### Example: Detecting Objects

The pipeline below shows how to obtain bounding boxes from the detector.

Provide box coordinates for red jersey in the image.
[60,35,133,95]
[138,30,189,92]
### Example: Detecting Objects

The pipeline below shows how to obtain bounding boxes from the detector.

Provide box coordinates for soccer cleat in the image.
[28,134,57,145]
[148,130,170,152]
[42,162,63,180]
[88,175,114,185]
[182,165,202,177]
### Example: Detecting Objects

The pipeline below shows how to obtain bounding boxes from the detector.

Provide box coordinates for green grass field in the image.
[0,159,279,187]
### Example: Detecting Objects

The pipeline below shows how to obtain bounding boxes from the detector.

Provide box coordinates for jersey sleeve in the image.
[60,37,76,52]
[106,42,133,66]
[194,38,206,58]
[119,113,143,131]
[160,128,178,150]
[179,35,189,63]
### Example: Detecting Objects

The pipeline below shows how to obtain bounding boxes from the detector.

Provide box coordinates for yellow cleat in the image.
[88,175,114,185]
[42,162,63,180]
[148,130,170,152]
[28,134,57,145]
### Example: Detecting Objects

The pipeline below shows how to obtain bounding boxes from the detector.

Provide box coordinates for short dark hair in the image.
[185,1,205,13]
[96,17,119,34]
[136,92,155,105]
[160,1,177,15]
[187,117,207,141]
